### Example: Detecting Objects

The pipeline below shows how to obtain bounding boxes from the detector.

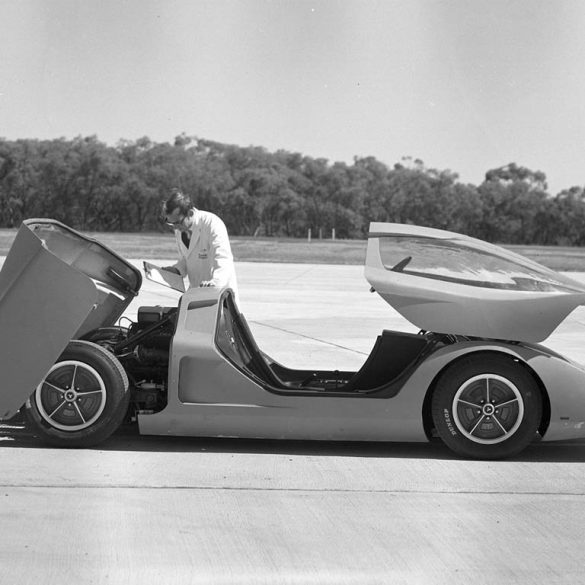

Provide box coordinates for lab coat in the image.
[172,209,238,300]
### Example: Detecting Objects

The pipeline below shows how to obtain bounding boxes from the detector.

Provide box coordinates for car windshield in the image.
[379,236,585,293]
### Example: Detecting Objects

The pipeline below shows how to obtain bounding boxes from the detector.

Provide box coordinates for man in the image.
[161,189,238,301]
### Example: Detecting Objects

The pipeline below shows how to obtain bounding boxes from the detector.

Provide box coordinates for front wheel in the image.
[431,354,542,459]
[26,340,130,447]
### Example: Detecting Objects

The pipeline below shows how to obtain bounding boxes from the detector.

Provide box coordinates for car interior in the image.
[215,293,440,397]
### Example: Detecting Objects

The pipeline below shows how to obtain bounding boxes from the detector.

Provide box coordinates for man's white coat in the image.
[172,209,238,299]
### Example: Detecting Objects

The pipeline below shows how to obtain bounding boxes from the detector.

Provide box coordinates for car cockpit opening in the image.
[215,293,442,398]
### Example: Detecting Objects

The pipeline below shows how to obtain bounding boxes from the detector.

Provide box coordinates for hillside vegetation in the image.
[1,135,584,246]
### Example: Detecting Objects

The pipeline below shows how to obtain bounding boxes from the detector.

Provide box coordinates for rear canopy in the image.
[365,222,585,342]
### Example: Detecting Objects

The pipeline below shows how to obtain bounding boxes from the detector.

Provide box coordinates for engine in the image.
[82,305,177,416]
[123,306,176,415]
[128,306,175,367]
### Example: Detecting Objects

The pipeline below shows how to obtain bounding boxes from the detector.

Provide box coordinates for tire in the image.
[25,340,130,448]
[431,354,542,459]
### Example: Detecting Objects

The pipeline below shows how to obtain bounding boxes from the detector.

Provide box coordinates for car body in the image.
[2,218,585,459]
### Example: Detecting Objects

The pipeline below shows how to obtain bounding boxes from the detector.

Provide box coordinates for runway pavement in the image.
[2,260,585,584]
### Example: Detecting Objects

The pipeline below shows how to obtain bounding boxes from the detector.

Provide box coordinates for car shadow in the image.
[0,420,454,459]
[3,420,585,462]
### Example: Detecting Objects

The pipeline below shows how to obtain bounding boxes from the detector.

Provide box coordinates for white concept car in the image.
[2,219,585,459]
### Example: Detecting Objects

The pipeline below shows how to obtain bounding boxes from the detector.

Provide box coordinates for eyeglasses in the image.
[164,215,185,227]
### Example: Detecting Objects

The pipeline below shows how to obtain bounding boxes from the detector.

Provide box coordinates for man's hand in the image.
[162,266,180,274]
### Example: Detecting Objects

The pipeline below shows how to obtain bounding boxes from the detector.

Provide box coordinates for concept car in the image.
[2,218,585,459]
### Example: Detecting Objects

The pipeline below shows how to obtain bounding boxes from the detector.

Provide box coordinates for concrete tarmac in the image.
[2,261,585,584]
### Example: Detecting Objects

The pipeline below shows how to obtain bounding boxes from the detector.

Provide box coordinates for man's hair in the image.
[162,188,192,217]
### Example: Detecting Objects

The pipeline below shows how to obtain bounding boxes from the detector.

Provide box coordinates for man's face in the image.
[165,208,193,232]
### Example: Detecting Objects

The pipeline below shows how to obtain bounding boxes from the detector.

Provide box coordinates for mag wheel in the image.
[26,340,129,447]
[431,354,542,459]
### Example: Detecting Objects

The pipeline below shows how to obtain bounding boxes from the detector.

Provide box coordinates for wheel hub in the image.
[482,403,495,416]
[453,373,524,445]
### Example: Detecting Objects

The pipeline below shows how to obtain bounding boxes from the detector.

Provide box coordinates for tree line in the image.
[0,134,584,245]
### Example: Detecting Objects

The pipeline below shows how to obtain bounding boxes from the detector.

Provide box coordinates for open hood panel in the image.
[365,222,585,343]
[0,219,141,418]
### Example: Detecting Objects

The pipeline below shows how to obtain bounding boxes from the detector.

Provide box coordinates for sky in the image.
[1,0,584,194]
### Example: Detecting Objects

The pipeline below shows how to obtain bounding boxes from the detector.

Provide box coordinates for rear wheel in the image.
[26,340,129,447]
[431,354,542,459]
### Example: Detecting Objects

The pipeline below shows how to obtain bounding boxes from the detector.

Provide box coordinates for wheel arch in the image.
[421,349,551,441]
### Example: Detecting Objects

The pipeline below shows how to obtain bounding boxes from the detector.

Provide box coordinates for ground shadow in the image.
[3,419,585,463]
[0,419,453,459]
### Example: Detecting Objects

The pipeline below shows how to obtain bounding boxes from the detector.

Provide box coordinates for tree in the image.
[485,163,548,192]
[478,163,551,244]
[553,187,585,245]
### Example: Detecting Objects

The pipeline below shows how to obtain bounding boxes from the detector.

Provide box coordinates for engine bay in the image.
[81,306,177,417]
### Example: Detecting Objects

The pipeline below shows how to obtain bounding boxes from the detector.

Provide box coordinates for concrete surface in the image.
[2,260,585,584]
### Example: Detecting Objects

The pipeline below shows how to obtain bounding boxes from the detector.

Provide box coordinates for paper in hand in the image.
[143,261,185,293]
